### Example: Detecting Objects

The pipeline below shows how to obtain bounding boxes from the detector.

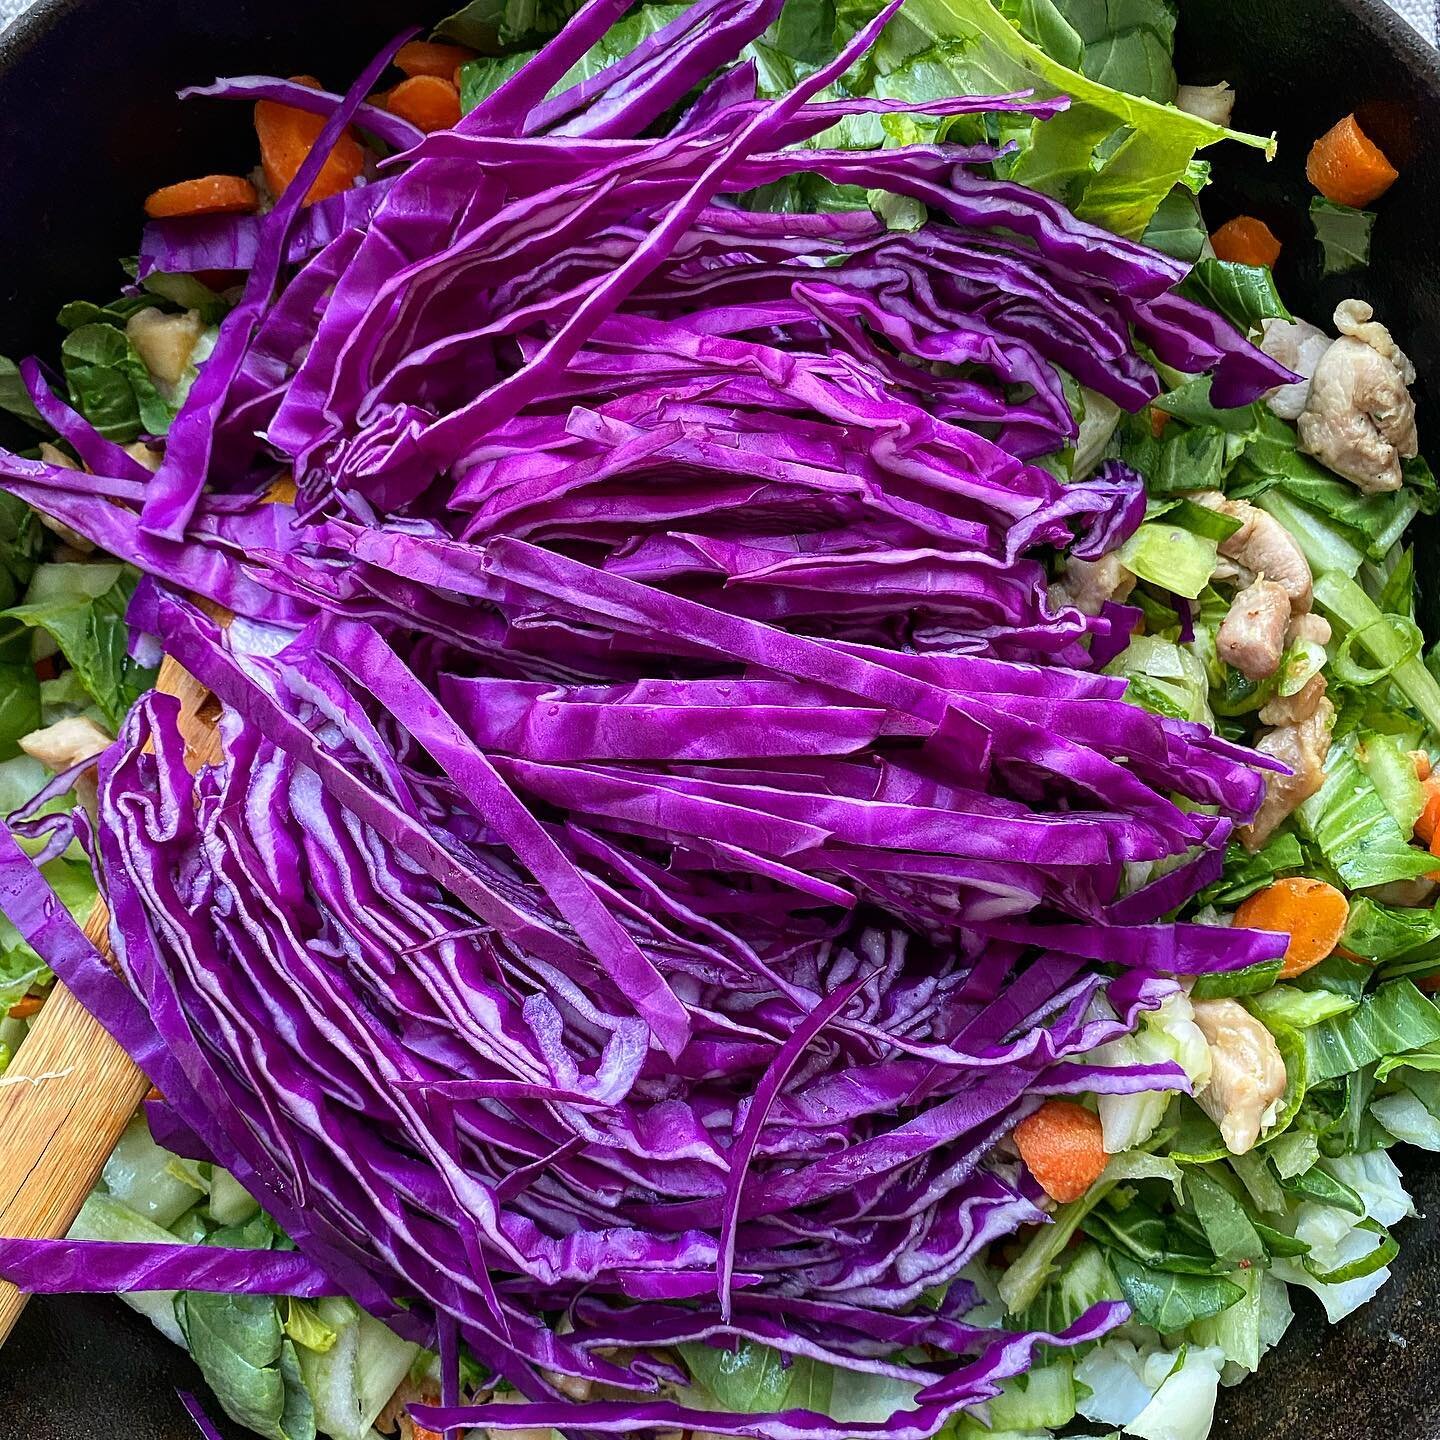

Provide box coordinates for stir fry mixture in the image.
[0,2,1433,1439]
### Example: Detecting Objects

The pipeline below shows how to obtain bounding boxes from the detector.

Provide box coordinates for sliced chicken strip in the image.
[1195,490,1313,612]
[1298,300,1418,494]
[1242,696,1335,850]
[1259,672,1328,727]
[1218,576,1290,681]
[1192,998,1287,1155]
[1056,552,1136,618]
[1259,315,1332,421]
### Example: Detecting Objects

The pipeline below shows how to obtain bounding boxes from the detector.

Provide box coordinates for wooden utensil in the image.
[0,655,222,1345]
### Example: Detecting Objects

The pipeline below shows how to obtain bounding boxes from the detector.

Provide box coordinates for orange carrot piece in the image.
[1149,408,1170,440]
[1013,1100,1107,1205]
[1306,114,1399,208]
[395,40,476,79]
[255,76,365,206]
[384,75,462,134]
[1234,877,1349,980]
[1420,976,1440,994]
[1416,776,1440,845]
[7,995,43,1020]
[1412,750,1432,782]
[145,174,260,220]
[1209,215,1282,269]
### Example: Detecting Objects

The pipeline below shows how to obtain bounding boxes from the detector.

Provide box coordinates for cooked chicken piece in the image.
[1298,300,1418,494]
[1258,672,1328,727]
[1218,577,1290,681]
[1175,81,1236,127]
[20,716,113,772]
[1242,696,1335,850]
[124,440,163,473]
[1191,998,1288,1155]
[1195,490,1313,612]
[32,444,95,552]
[1259,315,1332,420]
[1056,552,1136,617]
[1286,611,1332,648]
[126,307,206,389]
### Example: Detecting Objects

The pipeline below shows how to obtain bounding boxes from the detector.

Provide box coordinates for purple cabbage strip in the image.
[0,9,1306,1438]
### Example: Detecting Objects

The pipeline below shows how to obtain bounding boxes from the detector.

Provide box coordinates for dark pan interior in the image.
[0,0,1437,1436]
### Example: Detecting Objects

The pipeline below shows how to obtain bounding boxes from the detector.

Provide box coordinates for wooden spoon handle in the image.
[0,655,223,1346]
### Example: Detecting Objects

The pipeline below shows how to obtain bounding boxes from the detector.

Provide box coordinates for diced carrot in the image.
[395,40,476,79]
[1209,215,1282,269]
[1234,876,1349,980]
[1420,975,1440,994]
[1149,407,1170,440]
[7,995,43,1020]
[1306,113,1399,208]
[1013,1099,1107,1205]
[1412,750,1432,782]
[383,75,462,134]
[144,174,259,220]
[255,76,365,206]
[411,1427,444,1440]
[144,1085,165,1103]
[1416,776,1440,845]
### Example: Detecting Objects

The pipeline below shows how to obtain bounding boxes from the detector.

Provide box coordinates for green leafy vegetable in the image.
[1305,981,1440,1085]
[1177,259,1290,336]
[1,563,156,729]
[0,357,51,435]
[1310,196,1375,275]
[1296,744,1438,890]
[1106,1251,1245,1331]
[1117,522,1219,598]
[59,323,176,443]
[857,0,1273,236]
[1191,959,1284,1000]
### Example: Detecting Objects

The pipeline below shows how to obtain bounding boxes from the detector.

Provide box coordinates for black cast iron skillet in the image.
[0,0,1437,1436]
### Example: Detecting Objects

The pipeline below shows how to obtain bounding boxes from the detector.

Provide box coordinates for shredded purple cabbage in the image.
[0,0,1299,1432]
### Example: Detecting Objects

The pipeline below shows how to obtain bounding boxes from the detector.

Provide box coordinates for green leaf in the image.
[857,0,1272,237]
[0,662,40,761]
[0,356,51,435]
[284,1299,340,1354]
[1305,981,1440,1085]
[681,1341,797,1414]
[1197,833,1305,908]
[1247,984,1356,1031]
[1106,1251,1245,1331]
[1177,259,1291,336]
[995,0,1084,68]
[1053,0,1178,102]
[459,4,691,111]
[59,322,178,443]
[179,1292,315,1440]
[1183,1167,1266,1264]
[1295,745,1438,891]
[436,0,584,46]
[1342,899,1440,971]
[2,564,156,730]
[1082,1193,1218,1274]
[1190,959,1284,1001]
[1310,197,1375,276]
[1315,569,1440,740]
[1116,521,1218,598]
[1013,1239,1118,1335]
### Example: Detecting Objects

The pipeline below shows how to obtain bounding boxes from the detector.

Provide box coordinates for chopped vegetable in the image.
[1234,878,1349,979]
[1014,1100,1110,1204]
[393,39,475,78]
[144,175,260,220]
[254,75,365,204]
[381,74,461,132]
[1209,216,1282,269]
[1306,113,1400,208]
